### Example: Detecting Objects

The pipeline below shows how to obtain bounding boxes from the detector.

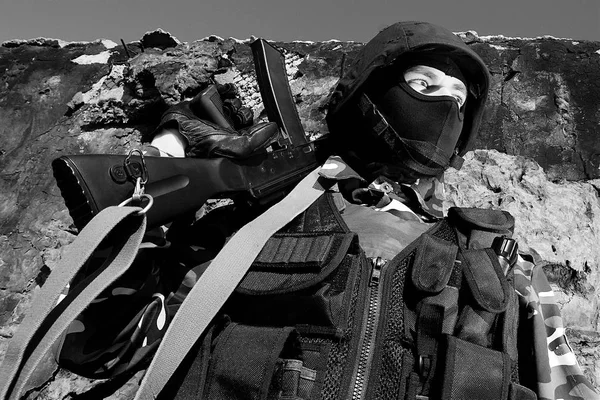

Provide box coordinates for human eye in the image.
[452,86,468,107]
[406,77,429,91]
[410,78,428,87]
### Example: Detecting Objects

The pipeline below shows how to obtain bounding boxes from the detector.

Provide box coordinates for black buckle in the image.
[358,94,390,137]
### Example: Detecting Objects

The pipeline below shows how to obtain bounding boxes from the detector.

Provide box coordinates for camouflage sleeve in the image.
[514,254,599,400]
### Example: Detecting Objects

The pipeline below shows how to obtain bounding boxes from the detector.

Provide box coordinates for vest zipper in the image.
[350,256,386,400]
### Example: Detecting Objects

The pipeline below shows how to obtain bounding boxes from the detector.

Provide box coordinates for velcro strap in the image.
[254,234,336,271]
[411,234,458,293]
[460,249,510,313]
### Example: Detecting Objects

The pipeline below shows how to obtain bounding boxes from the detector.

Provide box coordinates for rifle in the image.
[52,39,330,231]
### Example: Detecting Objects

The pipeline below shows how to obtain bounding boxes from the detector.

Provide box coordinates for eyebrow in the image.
[409,68,438,81]
[453,83,468,96]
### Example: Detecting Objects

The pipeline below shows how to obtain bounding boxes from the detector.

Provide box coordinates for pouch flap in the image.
[460,249,510,313]
[238,232,357,294]
[449,207,515,249]
[448,207,515,233]
[411,234,458,293]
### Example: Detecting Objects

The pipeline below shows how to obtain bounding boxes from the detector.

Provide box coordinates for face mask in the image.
[375,80,465,165]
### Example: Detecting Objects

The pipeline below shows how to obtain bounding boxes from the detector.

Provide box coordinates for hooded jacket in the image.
[327,21,490,176]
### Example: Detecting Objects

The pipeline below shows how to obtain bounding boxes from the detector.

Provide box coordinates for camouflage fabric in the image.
[55,242,213,378]
[515,253,599,399]
[401,175,445,219]
[318,155,445,220]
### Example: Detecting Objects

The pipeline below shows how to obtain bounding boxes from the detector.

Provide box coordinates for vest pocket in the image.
[225,233,362,331]
[438,335,512,400]
[204,323,316,400]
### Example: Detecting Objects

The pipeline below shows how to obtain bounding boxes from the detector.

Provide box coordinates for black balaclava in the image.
[365,54,467,176]
[326,21,490,183]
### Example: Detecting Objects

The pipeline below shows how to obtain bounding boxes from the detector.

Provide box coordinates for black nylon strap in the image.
[411,234,458,293]
[415,303,444,395]
[460,249,510,313]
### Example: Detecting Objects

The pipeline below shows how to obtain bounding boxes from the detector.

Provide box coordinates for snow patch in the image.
[78,65,126,104]
[101,39,118,49]
[199,36,250,44]
[197,36,354,45]
[201,34,225,42]
[479,34,572,41]
[2,37,119,49]
[488,44,513,51]
[228,37,250,44]
[71,50,112,65]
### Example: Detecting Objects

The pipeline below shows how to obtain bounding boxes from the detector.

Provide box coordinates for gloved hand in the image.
[152,101,279,159]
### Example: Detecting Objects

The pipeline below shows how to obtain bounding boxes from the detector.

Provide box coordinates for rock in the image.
[455,30,481,44]
[140,28,181,50]
[474,37,600,180]
[2,38,63,48]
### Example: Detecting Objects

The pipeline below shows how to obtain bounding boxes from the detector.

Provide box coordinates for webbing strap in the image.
[0,206,146,400]
[134,167,332,400]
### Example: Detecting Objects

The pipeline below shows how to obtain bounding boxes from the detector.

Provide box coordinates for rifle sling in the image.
[0,206,147,400]
[134,166,332,400]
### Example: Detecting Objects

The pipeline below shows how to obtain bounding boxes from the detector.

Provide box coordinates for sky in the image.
[1,0,599,45]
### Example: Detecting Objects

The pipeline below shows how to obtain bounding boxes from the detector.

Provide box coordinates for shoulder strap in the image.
[0,206,147,400]
[134,167,333,400]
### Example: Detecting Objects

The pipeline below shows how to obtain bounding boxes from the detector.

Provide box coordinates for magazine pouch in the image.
[204,323,315,400]
[226,194,361,333]
[218,193,366,399]
[439,335,536,400]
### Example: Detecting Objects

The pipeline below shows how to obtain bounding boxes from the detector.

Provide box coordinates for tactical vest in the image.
[160,193,538,400]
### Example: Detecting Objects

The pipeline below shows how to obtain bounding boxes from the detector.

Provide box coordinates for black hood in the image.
[327,21,490,165]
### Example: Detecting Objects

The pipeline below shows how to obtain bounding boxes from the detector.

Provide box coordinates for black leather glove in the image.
[153,101,279,159]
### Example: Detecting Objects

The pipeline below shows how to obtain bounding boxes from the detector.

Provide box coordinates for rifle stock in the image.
[53,139,326,230]
[52,39,329,231]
